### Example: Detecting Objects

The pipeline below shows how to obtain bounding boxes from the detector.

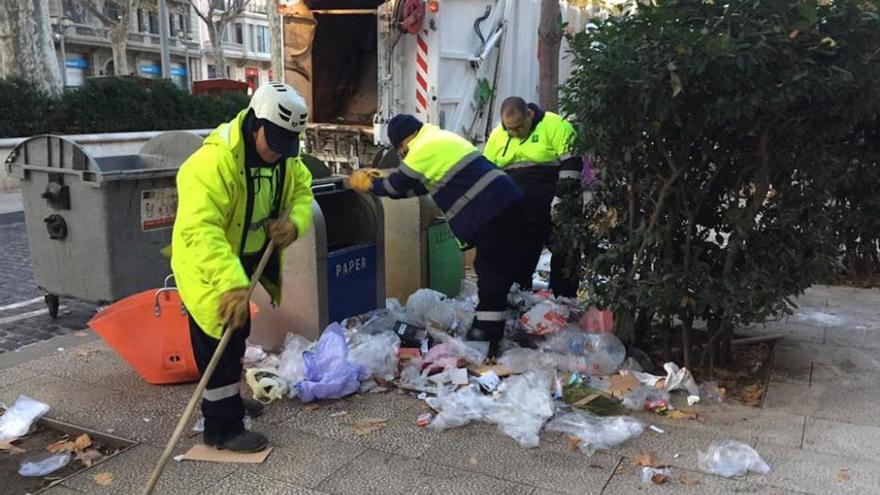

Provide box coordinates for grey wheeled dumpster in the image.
[251,175,386,348]
[5,132,203,317]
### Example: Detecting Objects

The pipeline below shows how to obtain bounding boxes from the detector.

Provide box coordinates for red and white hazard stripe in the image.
[415,29,429,114]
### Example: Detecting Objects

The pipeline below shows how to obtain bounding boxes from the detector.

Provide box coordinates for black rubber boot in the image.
[243,398,265,418]
[204,430,269,453]
[467,323,504,360]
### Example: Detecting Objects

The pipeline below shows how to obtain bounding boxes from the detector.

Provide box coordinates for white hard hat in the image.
[249,82,308,157]
[249,82,309,133]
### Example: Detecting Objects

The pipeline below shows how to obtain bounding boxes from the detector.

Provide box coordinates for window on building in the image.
[148,12,159,34]
[137,9,145,32]
[257,26,267,53]
[235,23,243,44]
[168,15,175,37]
[104,1,120,21]
[179,14,187,38]
[222,24,228,42]
[207,64,217,79]
[63,0,88,24]
[249,24,255,51]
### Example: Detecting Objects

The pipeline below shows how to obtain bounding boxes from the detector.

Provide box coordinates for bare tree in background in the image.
[538,0,562,112]
[266,0,283,82]
[190,0,252,79]
[80,0,139,76]
[0,0,63,95]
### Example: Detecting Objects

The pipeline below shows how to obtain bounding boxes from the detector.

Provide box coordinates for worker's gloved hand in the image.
[349,168,381,193]
[218,288,249,331]
[267,218,298,249]
[551,178,583,220]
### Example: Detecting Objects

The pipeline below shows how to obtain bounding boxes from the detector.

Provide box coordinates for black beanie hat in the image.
[387,114,423,148]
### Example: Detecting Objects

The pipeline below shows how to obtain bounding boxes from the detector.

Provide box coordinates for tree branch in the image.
[188,0,212,27]
[81,0,116,27]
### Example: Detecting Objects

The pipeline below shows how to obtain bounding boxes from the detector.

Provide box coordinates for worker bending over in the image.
[172,82,314,452]
[484,97,583,298]
[350,114,523,356]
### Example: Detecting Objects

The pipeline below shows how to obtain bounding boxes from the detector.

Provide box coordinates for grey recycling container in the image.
[251,174,386,349]
[5,132,203,317]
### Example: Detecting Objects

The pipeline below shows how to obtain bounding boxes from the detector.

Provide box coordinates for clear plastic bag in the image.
[277,333,312,394]
[641,467,672,484]
[541,330,626,375]
[295,323,367,402]
[0,396,51,442]
[245,368,289,404]
[19,452,71,477]
[497,347,558,373]
[360,299,406,335]
[485,370,555,448]
[622,385,671,411]
[348,331,400,381]
[698,440,771,478]
[426,385,491,430]
[406,289,457,330]
[545,410,644,456]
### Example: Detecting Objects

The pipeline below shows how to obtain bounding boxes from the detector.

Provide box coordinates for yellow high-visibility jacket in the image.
[171,110,313,339]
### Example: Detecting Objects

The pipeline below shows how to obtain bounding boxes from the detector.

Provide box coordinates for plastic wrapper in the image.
[19,452,71,477]
[278,334,312,394]
[245,368,289,403]
[698,440,771,478]
[0,396,51,442]
[406,289,457,330]
[360,299,406,335]
[540,330,626,375]
[662,362,701,404]
[428,371,554,448]
[485,371,555,447]
[519,300,570,335]
[579,307,614,333]
[641,467,672,484]
[428,329,489,365]
[699,381,725,403]
[399,358,430,390]
[622,386,671,411]
[545,411,644,456]
[348,330,400,381]
[295,323,367,402]
[243,344,267,366]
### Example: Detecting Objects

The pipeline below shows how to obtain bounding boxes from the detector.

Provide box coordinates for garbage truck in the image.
[281,0,596,172]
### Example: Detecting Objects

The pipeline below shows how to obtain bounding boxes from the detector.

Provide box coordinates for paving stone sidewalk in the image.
[1,284,878,495]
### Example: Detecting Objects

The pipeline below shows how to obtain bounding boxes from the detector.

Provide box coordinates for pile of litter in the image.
[241,275,771,475]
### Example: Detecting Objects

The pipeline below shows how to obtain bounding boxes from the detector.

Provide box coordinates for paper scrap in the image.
[93,472,114,486]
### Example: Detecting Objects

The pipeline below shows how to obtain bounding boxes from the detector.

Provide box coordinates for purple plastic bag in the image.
[295,323,367,402]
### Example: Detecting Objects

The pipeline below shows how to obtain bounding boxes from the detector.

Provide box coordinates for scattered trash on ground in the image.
[350,418,388,436]
[0,396,51,442]
[18,451,71,477]
[93,471,114,486]
[177,444,272,464]
[245,369,288,404]
[697,439,771,477]
[545,411,644,456]
[641,466,671,485]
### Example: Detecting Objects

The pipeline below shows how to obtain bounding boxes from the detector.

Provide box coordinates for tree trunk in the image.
[0,0,63,96]
[267,0,283,82]
[537,0,561,111]
[109,26,130,75]
[210,23,226,78]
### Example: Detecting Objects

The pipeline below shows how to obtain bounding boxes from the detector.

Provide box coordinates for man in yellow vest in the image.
[171,82,314,452]
[483,97,583,298]
[349,114,524,356]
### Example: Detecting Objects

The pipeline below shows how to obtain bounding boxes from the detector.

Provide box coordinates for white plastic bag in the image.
[245,368,289,404]
[406,289,457,330]
[545,411,644,456]
[485,371,555,448]
[19,452,71,477]
[277,333,312,395]
[698,440,771,478]
[519,300,570,335]
[348,331,400,381]
[427,385,492,429]
[0,396,51,442]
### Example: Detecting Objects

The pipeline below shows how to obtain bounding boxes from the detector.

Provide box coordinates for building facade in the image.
[197,0,275,94]
[47,0,276,93]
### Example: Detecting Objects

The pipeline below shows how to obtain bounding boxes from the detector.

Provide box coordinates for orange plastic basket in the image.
[89,287,258,385]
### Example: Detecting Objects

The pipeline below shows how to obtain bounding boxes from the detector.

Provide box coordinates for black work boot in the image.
[467,321,505,360]
[204,430,268,453]
[243,398,265,418]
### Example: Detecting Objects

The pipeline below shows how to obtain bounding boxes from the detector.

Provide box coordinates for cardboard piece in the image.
[608,373,642,399]
[179,444,273,464]
[469,364,512,378]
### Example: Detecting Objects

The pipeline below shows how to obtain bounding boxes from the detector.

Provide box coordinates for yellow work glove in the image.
[349,168,381,193]
[218,288,249,331]
[267,218,298,249]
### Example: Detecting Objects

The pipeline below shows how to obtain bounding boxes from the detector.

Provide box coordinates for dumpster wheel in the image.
[45,294,59,319]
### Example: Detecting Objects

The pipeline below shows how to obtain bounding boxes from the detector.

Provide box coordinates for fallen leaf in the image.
[566,435,583,452]
[680,475,701,486]
[350,418,388,436]
[670,72,683,97]
[631,451,662,467]
[304,404,321,412]
[667,410,699,421]
[738,384,764,407]
[47,438,74,454]
[836,467,850,482]
[468,455,479,466]
[93,472,114,486]
[73,434,92,451]
[76,448,103,467]
[0,440,26,455]
[651,473,669,484]
[789,29,800,38]
[608,373,641,399]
